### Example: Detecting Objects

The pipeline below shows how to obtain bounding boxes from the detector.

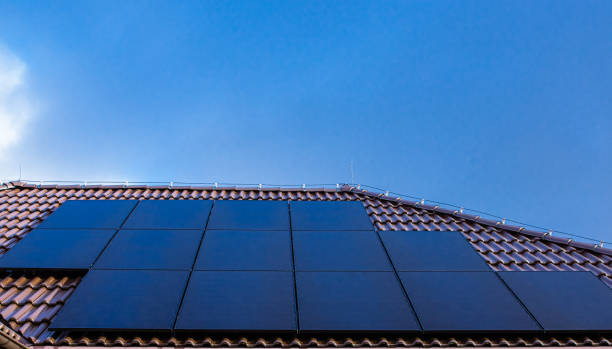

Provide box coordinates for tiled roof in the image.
[32,333,612,347]
[0,181,611,347]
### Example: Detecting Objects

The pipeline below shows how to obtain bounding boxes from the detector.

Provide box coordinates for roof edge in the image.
[0,322,28,349]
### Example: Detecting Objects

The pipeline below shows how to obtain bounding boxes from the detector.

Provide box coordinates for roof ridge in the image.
[3,181,342,192]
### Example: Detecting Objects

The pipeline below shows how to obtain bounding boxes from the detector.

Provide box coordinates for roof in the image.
[0,181,611,347]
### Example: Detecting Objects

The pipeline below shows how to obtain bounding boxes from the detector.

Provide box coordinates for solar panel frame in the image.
[94,229,203,270]
[290,201,373,231]
[174,271,297,331]
[380,231,490,271]
[498,271,612,332]
[207,200,290,230]
[123,200,213,230]
[38,200,137,230]
[296,271,421,332]
[194,230,292,271]
[399,271,542,332]
[50,269,189,331]
[293,230,392,271]
[0,229,115,270]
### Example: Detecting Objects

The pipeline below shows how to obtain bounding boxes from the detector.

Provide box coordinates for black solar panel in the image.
[399,271,541,332]
[175,271,296,331]
[499,271,612,331]
[123,200,212,229]
[94,229,202,270]
[38,200,137,229]
[293,230,392,271]
[381,231,489,271]
[50,269,189,331]
[207,200,290,230]
[0,229,114,270]
[17,198,612,335]
[195,230,292,271]
[296,271,420,331]
[290,201,373,231]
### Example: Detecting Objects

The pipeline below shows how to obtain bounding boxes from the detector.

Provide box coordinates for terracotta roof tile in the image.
[601,276,612,288]
[33,333,612,347]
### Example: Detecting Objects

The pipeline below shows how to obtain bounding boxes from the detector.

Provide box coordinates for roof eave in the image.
[0,322,28,349]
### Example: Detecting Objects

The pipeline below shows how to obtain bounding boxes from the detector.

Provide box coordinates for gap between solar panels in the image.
[0,199,610,334]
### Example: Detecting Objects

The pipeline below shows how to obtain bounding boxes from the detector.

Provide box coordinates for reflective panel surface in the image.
[293,231,392,271]
[39,200,137,229]
[296,271,420,331]
[499,271,612,331]
[381,231,490,271]
[123,200,212,229]
[207,200,290,230]
[399,271,541,332]
[50,269,189,330]
[175,271,297,331]
[0,229,114,270]
[290,201,373,231]
[195,230,292,271]
[95,229,202,270]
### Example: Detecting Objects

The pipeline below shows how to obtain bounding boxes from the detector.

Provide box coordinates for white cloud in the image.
[0,46,32,159]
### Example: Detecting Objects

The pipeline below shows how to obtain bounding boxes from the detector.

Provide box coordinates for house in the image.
[0,181,610,348]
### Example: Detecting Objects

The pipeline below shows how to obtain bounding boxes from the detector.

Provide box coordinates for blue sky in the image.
[0,1,610,244]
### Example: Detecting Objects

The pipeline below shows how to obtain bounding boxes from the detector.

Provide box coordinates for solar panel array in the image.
[0,199,610,333]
